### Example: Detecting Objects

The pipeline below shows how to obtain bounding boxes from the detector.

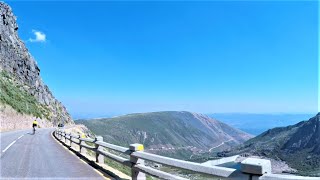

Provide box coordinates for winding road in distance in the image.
[209,139,234,152]
[0,128,106,179]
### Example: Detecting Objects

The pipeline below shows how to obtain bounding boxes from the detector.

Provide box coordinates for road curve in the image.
[0,128,105,179]
[209,139,233,152]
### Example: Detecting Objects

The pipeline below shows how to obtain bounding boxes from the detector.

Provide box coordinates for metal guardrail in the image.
[54,129,319,180]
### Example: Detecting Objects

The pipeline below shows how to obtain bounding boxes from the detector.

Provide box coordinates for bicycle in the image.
[32,120,38,134]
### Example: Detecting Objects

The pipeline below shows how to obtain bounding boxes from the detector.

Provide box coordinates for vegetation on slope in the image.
[76,111,252,160]
[0,70,50,119]
[224,113,320,176]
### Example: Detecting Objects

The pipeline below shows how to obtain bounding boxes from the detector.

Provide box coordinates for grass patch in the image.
[104,157,131,176]
[104,158,156,180]
[0,70,50,119]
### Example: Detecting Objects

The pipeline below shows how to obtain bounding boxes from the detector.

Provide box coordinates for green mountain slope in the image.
[0,71,50,119]
[76,111,252,160]
[224,113,320,176]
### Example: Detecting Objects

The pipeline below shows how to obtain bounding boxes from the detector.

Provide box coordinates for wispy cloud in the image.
[28,30,46,43]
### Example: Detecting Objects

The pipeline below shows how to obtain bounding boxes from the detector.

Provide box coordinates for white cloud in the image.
[29,30,46,43]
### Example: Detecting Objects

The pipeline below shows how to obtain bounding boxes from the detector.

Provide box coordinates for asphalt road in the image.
[0,128,105,179]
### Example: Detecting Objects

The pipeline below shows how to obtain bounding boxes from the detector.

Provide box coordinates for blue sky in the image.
[8,1,318,118]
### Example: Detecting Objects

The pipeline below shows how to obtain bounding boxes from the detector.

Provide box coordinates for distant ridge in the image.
[209,113,314,135]
[76,111,253,160]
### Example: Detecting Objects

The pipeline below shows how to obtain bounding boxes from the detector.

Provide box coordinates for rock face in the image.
[0,2,73,126]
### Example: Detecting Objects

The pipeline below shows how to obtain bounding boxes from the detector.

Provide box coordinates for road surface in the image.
[209,139,233,152]
[0,128,105,179]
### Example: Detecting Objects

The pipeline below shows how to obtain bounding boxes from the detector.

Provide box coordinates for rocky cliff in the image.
[0,2,73,131]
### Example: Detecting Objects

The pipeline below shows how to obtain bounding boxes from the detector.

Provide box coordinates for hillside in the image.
[224,113,320,176]
[76,111,252,160]
[209,113,313,135]
[0,2,73,131]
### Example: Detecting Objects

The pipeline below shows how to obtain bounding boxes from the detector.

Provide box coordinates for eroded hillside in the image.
[76,111,253,160]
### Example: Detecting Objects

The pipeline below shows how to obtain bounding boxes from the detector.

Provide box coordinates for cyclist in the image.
[32,120,38,134]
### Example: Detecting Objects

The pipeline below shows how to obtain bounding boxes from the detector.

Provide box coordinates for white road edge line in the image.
[2,134,25,153]
[17,134,24,139]
[2,140,16,153]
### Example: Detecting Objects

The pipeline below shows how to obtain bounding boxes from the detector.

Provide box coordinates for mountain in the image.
[76,111,253,160]
[0,2,73,131]
[224,113,320,176]
[209,113,313,135]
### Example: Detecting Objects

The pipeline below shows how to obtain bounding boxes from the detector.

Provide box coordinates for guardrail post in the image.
[57,130,60,140]
[75,135,80,151]
[67,133,71,147]
[69,133,73,148]
[65,132,68,145]
[130,143,146,180]
[95,136,104,163]
[61,130,65,142]
[80,139,87,155]
[240,158,271,176]
[63,131,67,144]
[59,131,62,140]
[56,130,59,139]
